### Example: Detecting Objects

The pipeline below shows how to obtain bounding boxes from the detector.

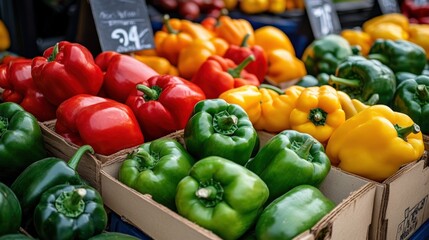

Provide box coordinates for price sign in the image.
[305,0,341,39]
[89,0,154,53]
[377,0,400,14]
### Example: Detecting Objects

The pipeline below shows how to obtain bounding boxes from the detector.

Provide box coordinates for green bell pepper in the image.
[301,34,353,76]
[118,138,195,210]
[11,145,93,221]
[296,75,319,87]
[255,185,335,240]
[0,234,33,240]
[0,102,47,183]
[175,156,269,240]
[393,75,429,134]
[0,181,21,236]
[396,72,418,85]
[368,39,427,75]
[328,55,396,105]
[245,130,331,203]
[34,184,107,240]
[184,99,259,166]
[88,232,140,240]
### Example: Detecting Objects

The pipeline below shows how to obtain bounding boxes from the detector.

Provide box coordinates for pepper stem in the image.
[365,94,379,105]
[68,145,94,170]
[227,54,255,78]
[329,75,361,87]
[295,138,314,160]
[308,108,327,126]
[137,84,160,101]
[47,43,59,62]
[395,123,420,141]
[417,84,429,102]
[196,179,224,207]
[134,149,156,171]
[0,116,7,137]
[163,15,178,34]
[259,83,284,95]
[55,188,86,218]
[240,33,251,47]
[368,53,389,65]
[213,111,238,135]
[196,186,218,199]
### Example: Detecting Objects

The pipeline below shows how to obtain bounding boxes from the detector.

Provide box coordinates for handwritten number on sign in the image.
[313,4,333,36]
[111,25,142,49]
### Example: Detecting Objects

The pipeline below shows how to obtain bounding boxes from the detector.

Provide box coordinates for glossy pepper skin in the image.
[219,84,304,132]
[119,138,195,210]
[368,39,427,75]
[340,29,372,56]
[0,59,56,121]
[191,55,260,99]
[255,185,335,240]
[0,182,21,235]
[213,16,255,46]
[408,24,429,60]
[289,85,346,144]
[95,51,158,103]
[393,76,429,134]
[55,94,144,155]
[266,49,307,85]
[184,99,259,166]
[301,34,353,76]
[88,232,140,240]
[0,102,47,183]
[31,41,104,106]
[34,184,108,240]
[125,74,205,141]
[11,145,93,220]
[326,105,425,181]
[254,26,295,56]
[176,156,269,240]
[246,130,331,202]
[0,234,32,240]
[329,56,396,106]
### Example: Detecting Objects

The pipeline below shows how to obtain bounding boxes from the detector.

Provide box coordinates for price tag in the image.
[305,0,341,39]
[89,0,154,53]
[377,0,400,14]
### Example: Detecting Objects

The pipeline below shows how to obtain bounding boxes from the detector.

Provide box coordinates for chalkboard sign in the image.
[377,0,400,14]
[305,0,341,39]
[89,0,154,53]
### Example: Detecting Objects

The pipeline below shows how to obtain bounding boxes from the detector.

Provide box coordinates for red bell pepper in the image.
[401,0,429,24]
[223,33,268,83]
[0,59,56,121]
[95,51,158,103]
[191,54,259,99]
[55,94,144,155]
[31,41,104,106]
[126,74,206,141]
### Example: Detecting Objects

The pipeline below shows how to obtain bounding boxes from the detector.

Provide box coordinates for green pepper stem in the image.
[329,75,361,87]
[137,84,159,101]
[135,149,155,171]
[240,33,251,47]
[47,43,59,62]
[367,53,389,65]
[213,111,238,135]
[259,83,284,95]
[365,94,379,105]
[395,123,421,141]
[196,186,218,200]
[227,54,255,78]
[295,138,314,160]
[0,117,7,136]
[55,188,86,218]
[417,84,429,102]
[309,108,328,126]
[68,145,94,170]
[163,15,178,34]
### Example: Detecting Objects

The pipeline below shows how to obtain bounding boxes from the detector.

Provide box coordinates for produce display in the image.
[0,2,429,240]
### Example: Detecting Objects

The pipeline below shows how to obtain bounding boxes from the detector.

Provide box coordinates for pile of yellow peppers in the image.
[223,0,305,14]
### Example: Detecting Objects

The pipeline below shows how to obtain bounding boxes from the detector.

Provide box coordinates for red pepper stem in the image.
[55,188,86,218]
[68,145,94,170]
[368,54,389,65]
[417,84,429,102]
[163,15,178,34]
[227,54,255,78]
[240,33,251,47]
[395,123,420,141]
[137,84,159,100]
[295,138,314,160]
[196,186,218,200]
[329,75,361,87]
[47,43,59,62]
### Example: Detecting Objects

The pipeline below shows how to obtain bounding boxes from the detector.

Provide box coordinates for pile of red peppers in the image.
[401,0,429,24]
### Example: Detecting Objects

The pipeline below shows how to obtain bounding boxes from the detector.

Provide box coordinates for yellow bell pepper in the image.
[265,49,307,85]
[408,23,429,59]
[254,26,295,56]
[363,13,409,40]
[0,20,10,51]
[326,105,424,182]
[363,13,410,33]
[133,55,179,76]
[178,39,218,80]
[289,85,346,144]
[268,0,286,13]
[240,0,270,14]
[214,16,255,46]
[219,84,305,132]
[340,29,373,56]
[337,90,369,119]
[224,0,239,10]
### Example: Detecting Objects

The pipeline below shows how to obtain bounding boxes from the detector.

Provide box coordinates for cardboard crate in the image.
[100,130,376,240]
[424,134,429,151]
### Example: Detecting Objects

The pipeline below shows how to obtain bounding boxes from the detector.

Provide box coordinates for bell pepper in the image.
[89,232,140,240]
[340,28,373,56]
[125,74,206,141]
[0,20,10,51]
[184,99,259,166]
[31,41,104,106]
[55,94,144,155]
[254,26,295,56]
[0,102,47,183]
[191,55,260,99]
[408,24,429,60]
[223,33,268,83]
[268,0,287,13]
[34,184,108,240]
[95,51,158,103]
[133,54,179,76]
[329,56,396,106]
[368,39,427,75]
[0,182,21,235]
[301,34,353,76]
[246,130,331,202]
[0,234,32,240]
[393,76,429,134]
[175,156,269,240]
[0,58,56,121]
[240,0,269,14]
[255,185,335,240]
[337,90,369,119]
[289,85,345,144]
[401,0,429,24]
[266,49,307,85]
[396,71,418,85]
[160,16,213,41]
[119,138,195,210]
[10,145,92,221]
[214,16,255,46]
[219,84,304,132]
[326,105,425,181]
[363,13,409,38]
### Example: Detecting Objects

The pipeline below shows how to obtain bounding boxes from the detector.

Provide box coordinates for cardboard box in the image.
[100,131,376,240]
